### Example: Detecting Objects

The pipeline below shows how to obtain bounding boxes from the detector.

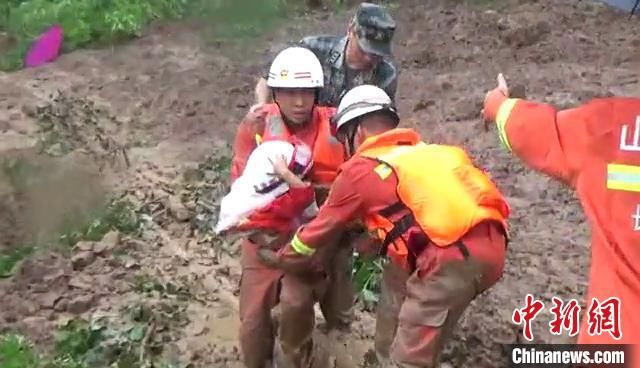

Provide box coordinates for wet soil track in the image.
[0,0,638,366]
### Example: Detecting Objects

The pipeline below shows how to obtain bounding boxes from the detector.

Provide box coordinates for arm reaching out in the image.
[483,73,599,185]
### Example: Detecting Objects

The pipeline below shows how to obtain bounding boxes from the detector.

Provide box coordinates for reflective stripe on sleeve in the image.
[495,98,520,151]
[291,233,316,256]
[607,163,640,192]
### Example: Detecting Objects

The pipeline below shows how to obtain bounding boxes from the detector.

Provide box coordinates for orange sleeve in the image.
[230,119,263,182]
[487,97,610,185]
[291,171,364,253]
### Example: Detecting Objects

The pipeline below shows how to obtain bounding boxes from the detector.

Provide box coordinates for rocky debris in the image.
[71,250,95,270]
[27,91,129,169]
[69,273,95,290]
[39,291,63,309]
[20,316,49,340]
[94,230,120,254]
[501,20,551,49]
[54,297,70,312]
[168,195,191,222]
[67,294,95,314]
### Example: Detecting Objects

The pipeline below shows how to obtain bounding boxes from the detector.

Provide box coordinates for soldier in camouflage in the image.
[255,2,398,107]
[253,3,398,344]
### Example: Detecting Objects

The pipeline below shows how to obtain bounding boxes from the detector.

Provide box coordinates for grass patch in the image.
[0,246,35,278]
[353,256,384,310]
[57,197,141,248]
[0,334,39,368]
[0,311,184,367]
[0,0,327,71]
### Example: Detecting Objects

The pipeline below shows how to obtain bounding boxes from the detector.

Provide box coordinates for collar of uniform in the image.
[264,103,323,137]
[332,36,349,69]
[355,128,421,156]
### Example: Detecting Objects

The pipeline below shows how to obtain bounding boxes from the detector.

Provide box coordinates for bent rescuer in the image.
[259,84,511,367]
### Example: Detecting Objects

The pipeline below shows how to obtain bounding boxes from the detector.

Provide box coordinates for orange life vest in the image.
[356,129,511,270]
[257,104,345,185]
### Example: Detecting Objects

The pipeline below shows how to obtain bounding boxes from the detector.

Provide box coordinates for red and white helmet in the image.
[267,47,324,89]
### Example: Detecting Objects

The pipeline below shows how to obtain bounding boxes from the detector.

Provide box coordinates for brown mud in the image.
[0,0,637,366]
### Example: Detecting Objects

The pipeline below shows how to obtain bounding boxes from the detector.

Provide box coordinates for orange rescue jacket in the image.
[355,129,510,270]
[485,95,640,349]
[256,104,345,185]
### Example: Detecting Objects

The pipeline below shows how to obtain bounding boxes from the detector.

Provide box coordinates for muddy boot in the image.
[274,338,334,368]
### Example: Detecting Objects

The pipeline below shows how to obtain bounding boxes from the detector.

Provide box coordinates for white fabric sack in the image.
[214,139,316,234]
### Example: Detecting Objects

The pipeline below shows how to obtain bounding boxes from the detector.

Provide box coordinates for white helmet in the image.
[332,84,398,135]
[267,47,324,89]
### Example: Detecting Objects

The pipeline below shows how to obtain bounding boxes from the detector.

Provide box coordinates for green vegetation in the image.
[353,256,385,309]
[57,197,141,247]
[0,320,103,368]
[0,306,186,368]
[0,334,39,368]
[0,0,323,71]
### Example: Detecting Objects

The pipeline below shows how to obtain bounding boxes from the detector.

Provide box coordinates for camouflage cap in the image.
[353,2,396,57]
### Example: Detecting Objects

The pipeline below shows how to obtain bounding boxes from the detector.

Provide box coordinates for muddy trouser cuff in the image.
[239,239,285,368]
[374,262,409,362]
[318,230,357,329]
[275,270,333,368]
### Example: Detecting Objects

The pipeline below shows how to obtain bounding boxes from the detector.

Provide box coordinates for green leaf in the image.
[128,325,146,342]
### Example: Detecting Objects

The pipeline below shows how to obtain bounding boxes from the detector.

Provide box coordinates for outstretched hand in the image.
[496,73,509,96]
[481,73,510,131]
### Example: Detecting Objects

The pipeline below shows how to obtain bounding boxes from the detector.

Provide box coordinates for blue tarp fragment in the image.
[601,0,639,13]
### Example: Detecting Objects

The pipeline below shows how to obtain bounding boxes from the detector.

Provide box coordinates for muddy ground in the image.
[0,0,638,367]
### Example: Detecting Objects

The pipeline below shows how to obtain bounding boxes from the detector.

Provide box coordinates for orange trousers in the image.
[238,232,355,368]
[374,221,507,367]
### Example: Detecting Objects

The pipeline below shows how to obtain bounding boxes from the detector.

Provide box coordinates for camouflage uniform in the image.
[256,4,399,368]
[263,2,398,107]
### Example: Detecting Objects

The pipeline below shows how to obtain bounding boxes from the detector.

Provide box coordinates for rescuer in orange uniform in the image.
[230,46,349,368]
[258,84,511,367]
[483,74,640,354]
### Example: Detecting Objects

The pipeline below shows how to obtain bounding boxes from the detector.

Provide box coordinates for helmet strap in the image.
[344,119,360,157]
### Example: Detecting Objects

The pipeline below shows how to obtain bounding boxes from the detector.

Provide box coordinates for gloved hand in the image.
[481,73,510,130]
[257,243,317,275]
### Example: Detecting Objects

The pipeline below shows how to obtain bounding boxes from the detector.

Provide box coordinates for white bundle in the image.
[214,139,317,234]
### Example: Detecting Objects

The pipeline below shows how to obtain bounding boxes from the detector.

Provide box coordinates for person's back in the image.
[556,97,640,345]
[257,85,511,366]
[484,75,640,346]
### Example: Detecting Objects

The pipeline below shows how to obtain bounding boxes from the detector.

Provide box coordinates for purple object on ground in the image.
[24,24,64,68]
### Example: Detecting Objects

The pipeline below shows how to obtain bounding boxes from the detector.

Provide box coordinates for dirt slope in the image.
[0,0,638,367]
